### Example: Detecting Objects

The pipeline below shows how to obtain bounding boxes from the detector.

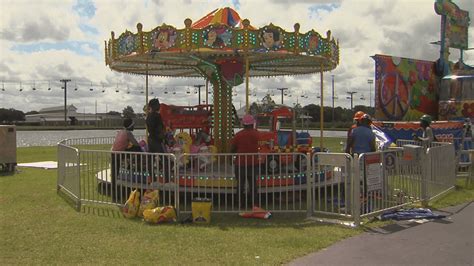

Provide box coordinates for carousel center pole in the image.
[320,65,324,149]
[145,64,149,104]
[245,55,250,114]
[205,79,209,107]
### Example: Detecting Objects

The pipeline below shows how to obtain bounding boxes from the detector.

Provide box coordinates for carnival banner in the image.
[373,54,439,121]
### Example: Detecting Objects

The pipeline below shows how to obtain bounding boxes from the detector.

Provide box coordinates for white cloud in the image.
[0,0,473,113]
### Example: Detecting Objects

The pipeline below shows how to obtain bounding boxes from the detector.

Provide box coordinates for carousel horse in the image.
[193,130,217,170]
[172,131,217,169]
[173,132,192,168]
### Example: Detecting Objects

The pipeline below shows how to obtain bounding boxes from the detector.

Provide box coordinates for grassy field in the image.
[1,144,472,264]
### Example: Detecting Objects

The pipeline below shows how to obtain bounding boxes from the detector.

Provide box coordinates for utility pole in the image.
[194,84,205,105]
[367,79,374,108]
[331,75,335,122]
[95,100,97,127]
[60,79,71,127]
[276,87,288,105]
[346,91,357,110]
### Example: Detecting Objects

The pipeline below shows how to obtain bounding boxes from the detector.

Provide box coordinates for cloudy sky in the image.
[0,0,473,114]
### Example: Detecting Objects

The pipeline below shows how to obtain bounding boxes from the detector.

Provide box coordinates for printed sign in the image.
[384,152,396,171]
[365,154,382,192]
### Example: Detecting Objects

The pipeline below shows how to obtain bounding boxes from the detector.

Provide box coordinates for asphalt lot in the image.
[290,202,473,266]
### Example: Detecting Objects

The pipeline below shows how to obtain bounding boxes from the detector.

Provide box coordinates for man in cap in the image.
[345,111,365,153]
[231,114,261,209]
[413,114,435,146]
[146,98,166,153]
[346,114,376,155]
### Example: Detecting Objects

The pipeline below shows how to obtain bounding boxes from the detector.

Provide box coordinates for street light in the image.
[331,75,335,122]
[346,91,357,110]
[60,79,71,127]
[367,79,373,108]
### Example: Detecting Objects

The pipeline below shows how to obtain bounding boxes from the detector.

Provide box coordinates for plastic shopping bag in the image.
[122,190,140,218]
[138,190,160,217]
[143,206,177,224]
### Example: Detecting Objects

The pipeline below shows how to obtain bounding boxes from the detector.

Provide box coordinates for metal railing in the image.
[310,153,354,220]
[425,144,456,201]
[357,149,423,220]
[57,137,459,226]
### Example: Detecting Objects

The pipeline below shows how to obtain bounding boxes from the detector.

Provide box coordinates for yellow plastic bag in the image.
[143,206,177,224]
[122,190,140,218]
[138,190,160,217]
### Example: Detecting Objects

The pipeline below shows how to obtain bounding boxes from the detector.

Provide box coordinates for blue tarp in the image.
[380,208,446,221]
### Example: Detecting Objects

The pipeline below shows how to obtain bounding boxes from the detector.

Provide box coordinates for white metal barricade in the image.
[310,153,355,221]
[175,152,310,213]
[357,149,424,220]
[57,137,459,226]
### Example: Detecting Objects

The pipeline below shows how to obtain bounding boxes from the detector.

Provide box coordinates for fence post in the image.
[76,150,82,211]
[421,149,429,207]
[352,154,361,226]
[306,153,313,218]
[173,154,180,219]
[57,145,63,193]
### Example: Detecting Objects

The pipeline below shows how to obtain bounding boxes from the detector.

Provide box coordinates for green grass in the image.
[313,137,345,152]
[2,145,472,264]
[2,145,361,264]
[428,178,474,209]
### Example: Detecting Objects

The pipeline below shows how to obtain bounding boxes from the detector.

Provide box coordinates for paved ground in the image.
[290,202,474,266]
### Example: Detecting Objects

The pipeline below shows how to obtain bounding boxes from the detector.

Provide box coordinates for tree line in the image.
[1,101,374,126]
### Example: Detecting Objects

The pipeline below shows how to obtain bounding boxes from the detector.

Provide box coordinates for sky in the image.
[0,0,473,114]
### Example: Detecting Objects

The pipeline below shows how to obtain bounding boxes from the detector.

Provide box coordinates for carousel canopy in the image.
[105,7,339,78]
[191,7,252,29]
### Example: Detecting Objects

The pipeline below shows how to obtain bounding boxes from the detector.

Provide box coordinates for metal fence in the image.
[357,149,424,220]
[174,152,310,213]
[310,153,355,220]
[425,144,456,201]
[57,137,458,226]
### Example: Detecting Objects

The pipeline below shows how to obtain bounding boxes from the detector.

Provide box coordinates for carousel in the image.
[105,7,340,153]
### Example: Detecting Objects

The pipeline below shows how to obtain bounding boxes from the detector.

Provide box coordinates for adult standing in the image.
[111,118,141,202]
[146,98,166,153]
[231,114,261,209]
[146,98,169,183]
[347,114,376,156]
[413,115,434,146]
[345,111,365,154]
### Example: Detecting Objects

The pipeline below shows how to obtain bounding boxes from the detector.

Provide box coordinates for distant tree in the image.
[249,102,261,116]
[302,104,320,122]
[122,106,136,118]
[293,103,303,118]
[25,111,39,115]
[0,108,25,123]
[107,111,121,116]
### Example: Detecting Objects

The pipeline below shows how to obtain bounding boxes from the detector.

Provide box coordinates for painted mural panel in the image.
[373,54,439,121]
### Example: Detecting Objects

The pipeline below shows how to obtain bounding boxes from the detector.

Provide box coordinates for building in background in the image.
[24,105,124,127]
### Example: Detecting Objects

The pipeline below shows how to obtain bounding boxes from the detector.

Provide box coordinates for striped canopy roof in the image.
[192,7,253,29]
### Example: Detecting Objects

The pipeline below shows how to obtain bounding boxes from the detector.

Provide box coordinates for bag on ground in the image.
[122,189,140,218]
[138,190,160,217]
[143,206,177,224]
